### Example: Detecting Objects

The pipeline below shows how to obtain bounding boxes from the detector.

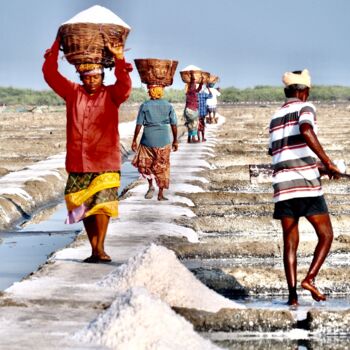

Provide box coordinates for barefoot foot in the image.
[301,279,326,302]
[145,186,155,199]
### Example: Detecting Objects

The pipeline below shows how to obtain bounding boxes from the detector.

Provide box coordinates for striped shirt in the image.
[268,98,322,203]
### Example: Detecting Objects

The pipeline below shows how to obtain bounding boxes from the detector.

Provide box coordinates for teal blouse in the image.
[136,99,177,148]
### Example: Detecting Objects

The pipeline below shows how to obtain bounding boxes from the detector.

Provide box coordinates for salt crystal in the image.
[100,244,245,312]
[181,64,202,72]
[74,288,219,350]
[62,5,130,29]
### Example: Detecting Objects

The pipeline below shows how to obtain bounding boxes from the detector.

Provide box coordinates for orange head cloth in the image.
[148,85,164,99]
[76,63,104,76]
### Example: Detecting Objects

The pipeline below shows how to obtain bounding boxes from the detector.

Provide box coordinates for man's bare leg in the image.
[83,214,111,262]
[301,213,333,301]
[281,216,300,306]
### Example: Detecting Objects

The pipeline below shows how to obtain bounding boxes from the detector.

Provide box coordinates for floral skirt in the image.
[64,171,120,224]
[132,144,171,189]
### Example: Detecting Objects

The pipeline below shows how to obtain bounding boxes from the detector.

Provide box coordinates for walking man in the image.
[268,69,340,305]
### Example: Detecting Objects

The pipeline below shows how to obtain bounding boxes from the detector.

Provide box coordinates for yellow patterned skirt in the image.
[64,171,120,224]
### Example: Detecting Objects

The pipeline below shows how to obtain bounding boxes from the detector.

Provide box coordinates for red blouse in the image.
[42,40,132,172]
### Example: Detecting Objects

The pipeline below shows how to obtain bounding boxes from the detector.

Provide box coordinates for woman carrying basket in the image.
[184,71,203,143]
[42,37,132,263]
[131,85,178,201]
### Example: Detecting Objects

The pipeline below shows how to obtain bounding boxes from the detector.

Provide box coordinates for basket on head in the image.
[180,70,210,84]
[58,23,130,68]
[134,58,178,87]
[208,74,220,84]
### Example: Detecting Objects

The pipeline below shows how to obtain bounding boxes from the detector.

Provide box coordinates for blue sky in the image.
[1,0,350,90]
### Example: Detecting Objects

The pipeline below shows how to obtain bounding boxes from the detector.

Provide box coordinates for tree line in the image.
[1,85,350,106]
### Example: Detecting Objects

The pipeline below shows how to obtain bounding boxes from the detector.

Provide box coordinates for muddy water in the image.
[0,161,139,291]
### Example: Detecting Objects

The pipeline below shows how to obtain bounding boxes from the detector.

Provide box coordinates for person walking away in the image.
[197,85,212,142]
[132,85,178,200]
[206,85,221,124]
[184,71,203,143]
[268,69,340,306]
[43,37,132,263]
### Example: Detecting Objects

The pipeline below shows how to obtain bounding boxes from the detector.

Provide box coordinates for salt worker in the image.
[184,71,203,143]
[132,85,178,200]
[197,85,212,142]
[43,37,132,263]
[268,69,341,306]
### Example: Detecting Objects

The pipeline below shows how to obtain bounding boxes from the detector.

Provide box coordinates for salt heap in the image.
[74,288,219,350]
[62,5,131,29]
[100,244,244,312]
[181,64,202,72]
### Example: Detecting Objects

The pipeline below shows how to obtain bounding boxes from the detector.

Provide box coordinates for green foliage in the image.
[0,87,64,106]
[220,85,350,102]
[1,85,350,106]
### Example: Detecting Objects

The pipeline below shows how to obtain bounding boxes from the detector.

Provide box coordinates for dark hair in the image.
[284,84,308,97]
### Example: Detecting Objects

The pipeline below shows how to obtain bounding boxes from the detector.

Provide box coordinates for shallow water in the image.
[0,161,139,291]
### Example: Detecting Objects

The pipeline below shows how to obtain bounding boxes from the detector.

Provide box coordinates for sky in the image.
[1,0,350,90]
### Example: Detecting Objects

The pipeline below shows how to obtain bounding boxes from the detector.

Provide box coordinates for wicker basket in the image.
[208,74,219,84]
[58,23,130,68]
[134,58,178,87]
[180,70,210,84]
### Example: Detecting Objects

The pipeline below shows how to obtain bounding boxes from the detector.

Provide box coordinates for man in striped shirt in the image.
[269,69,340,306]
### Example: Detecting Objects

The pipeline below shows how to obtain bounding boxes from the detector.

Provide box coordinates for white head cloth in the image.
[282,69,311,88]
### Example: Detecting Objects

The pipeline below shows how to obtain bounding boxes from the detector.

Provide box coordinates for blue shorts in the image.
[273,196,328,220]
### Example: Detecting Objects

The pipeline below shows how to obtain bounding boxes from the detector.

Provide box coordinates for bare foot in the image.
[97,252,112,262]
[145,186,155,199]
[287,297,299,306]
[301,279,326,302]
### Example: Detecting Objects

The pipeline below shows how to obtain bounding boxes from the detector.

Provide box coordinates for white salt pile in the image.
[100,244,244,312]
[74,288,219,350]
[181,65,202,72]
[62,5,131,29]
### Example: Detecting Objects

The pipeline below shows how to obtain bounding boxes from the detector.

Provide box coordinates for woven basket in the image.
[180,70,210,84]
[208,74,219,84]
[58,23,130,68]
[134,58,178,87]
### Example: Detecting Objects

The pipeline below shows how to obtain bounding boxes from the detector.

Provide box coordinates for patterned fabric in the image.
[132,144,171,189]
[197,91,211,117]
[269,98,322,203]
[183,107,199,136]
[64,172,120,224]
[136,99,177,148]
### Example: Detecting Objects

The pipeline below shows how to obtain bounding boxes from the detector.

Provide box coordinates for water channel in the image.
[0,161,139,291]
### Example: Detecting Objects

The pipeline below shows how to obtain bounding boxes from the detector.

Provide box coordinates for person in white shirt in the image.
[206,85,221,123]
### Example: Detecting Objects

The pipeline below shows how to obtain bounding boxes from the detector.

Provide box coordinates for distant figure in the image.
[184,71,203,143]
[43,38,132,263]
[206,85,221,124]
[132,85,178,201]
[268,69,340,306]
[197,86,212,142]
